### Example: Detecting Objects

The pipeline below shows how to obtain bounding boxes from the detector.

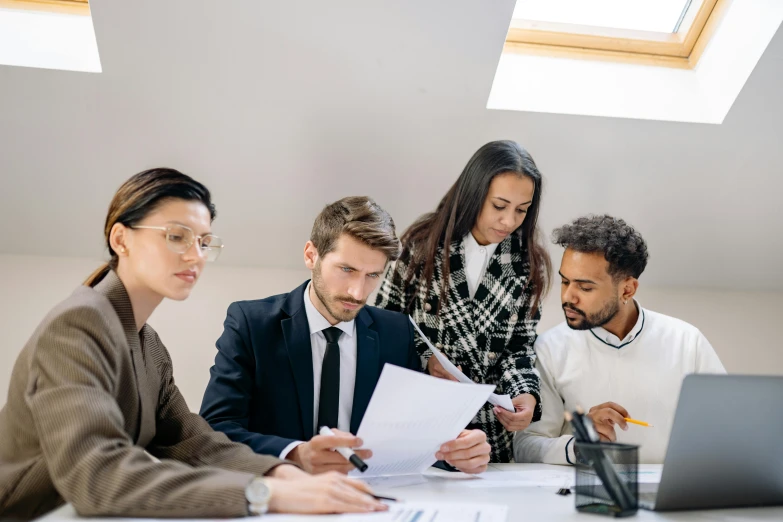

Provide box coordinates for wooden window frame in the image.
[505,0,729,69]
[0,0,89,16]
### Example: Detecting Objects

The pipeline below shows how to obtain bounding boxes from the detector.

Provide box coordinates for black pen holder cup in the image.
[574,442,639,517]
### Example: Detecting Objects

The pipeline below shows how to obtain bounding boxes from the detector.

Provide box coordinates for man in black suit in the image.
[200,197,491,475]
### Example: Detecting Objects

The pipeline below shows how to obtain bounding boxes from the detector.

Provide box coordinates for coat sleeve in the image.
[26,306,261,518]
[148,332,289,474]
[200,302,299,457]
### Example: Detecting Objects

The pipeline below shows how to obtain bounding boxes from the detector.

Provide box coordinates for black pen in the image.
[372,495,398,502]
[319,426,369,472]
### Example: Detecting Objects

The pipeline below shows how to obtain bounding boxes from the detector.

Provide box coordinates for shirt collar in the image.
[303,282,355,338]
[462,232,500,257]
[590,301,645,348]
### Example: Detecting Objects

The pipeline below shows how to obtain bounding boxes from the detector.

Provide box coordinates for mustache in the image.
[334,296,365,306]
[563,303,586,316]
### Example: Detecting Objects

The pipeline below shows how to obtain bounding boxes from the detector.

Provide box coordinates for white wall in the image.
[0,254,310,410]
[1,254,780,411]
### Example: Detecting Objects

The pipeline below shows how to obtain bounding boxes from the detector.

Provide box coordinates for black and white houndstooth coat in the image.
[375,232,542,463]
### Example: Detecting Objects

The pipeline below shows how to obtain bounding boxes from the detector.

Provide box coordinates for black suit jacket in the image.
[200,280,421,457]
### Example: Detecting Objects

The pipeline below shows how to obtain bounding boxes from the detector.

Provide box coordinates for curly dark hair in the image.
[552,215,649,280]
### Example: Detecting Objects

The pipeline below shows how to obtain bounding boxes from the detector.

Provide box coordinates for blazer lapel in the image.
[281,282,315,440]
[350,309,379,434]
[94,271,156,445]
[135,327,160,447]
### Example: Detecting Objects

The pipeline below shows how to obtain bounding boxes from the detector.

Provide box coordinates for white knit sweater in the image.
[514,303,726,464]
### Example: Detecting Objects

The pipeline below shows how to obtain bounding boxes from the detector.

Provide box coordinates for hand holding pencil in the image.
[587,402,630,442]
[587,402,653,441]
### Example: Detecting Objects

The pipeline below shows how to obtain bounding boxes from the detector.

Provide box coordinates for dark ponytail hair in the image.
[400,140,551,314]
[84,168,216,287]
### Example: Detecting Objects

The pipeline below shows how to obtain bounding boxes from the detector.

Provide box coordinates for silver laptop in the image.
[640,374,783,511]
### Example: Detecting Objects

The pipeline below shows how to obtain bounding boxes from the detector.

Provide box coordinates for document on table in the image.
[409,316,514,411]
[362,466,481,489]
[456,466,663,489]
[351,364,494,478]
[262,502,507,522]
[462,469,574,488]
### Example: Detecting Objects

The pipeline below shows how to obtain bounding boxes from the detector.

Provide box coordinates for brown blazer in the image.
[0,271,285,520]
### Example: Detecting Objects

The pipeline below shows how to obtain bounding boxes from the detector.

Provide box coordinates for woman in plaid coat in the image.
[375,141,552,463]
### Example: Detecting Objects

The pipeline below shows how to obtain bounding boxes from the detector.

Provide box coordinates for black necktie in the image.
[317,326,342,430]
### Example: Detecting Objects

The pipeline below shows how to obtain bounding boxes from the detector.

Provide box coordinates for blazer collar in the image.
[93,269,138,342]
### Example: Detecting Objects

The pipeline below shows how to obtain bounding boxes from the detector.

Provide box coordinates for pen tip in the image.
[575,405,585,414]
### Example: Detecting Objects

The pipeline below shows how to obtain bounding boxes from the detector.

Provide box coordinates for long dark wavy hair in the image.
[400,140,551,315]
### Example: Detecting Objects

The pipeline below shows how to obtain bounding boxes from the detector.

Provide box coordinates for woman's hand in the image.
[266,469,387,514]
[427,355,460,381]
[435,429,491,474]
[493,393,537,432]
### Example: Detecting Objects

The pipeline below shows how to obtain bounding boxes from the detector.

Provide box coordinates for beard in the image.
[563,297,620,330]
[312,261,365,322]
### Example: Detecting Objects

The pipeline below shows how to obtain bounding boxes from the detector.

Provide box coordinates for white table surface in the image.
[38,464,783,521]
[368,464,783,522]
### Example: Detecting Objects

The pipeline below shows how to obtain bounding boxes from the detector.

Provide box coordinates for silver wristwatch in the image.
[245,477,272,516]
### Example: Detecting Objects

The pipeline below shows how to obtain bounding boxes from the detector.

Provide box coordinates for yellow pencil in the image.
[624,417,653,427]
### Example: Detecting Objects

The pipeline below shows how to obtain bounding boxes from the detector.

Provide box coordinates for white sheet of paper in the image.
[351,364,494,478]
[408,316,514,412]
[378,502,508,522]
[262,502,508,522]
[361,474,429,489]
[486,392,515,411]
[463,469,574,488]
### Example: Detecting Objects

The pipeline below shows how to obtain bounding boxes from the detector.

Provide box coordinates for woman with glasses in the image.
[0,168,386,520]
[375,141,552,463]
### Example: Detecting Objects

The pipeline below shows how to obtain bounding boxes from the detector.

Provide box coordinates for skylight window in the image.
[512,0,704,34]
[506,0,721,68]
[0,0,100,73]
[490,0,783,123]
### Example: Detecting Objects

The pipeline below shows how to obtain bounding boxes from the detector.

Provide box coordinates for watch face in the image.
[247,479,271,503]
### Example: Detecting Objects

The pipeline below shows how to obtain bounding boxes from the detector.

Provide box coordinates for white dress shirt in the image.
[513,302,726,464]
[279,283,358,459]
[462,232,499,299]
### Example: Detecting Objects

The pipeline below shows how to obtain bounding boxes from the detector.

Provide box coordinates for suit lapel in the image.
[350,309,379,434]
[135,328,159,446]
[94,271,156,445]
[281,282,315,440]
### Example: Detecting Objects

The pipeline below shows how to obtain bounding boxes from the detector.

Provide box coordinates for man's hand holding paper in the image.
[435,429,491,474]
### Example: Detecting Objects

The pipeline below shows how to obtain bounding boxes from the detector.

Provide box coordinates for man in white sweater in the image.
[514,215,725,465]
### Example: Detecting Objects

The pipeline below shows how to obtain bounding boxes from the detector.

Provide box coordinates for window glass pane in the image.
[512,0,703,34]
